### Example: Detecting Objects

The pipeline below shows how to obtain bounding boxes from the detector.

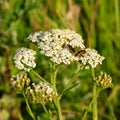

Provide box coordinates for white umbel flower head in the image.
[26,82,57,104]
[78,48,105,69]
[13,47,36,71]
[28,29,85,64]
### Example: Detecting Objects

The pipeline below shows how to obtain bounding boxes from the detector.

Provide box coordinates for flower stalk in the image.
[55,97,63,120]
[82,99,93,120]
[60,69,81,97]
[50,63,63,120]
[42,104,52,120]
[31,69,50,85]
[93,83,98,120]
[22,92,36,120]
[92,69,98,120]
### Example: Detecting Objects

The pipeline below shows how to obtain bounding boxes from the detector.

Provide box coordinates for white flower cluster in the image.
[93,71,113,89]
[26,82,57,104]
[28,29,85,64]
[79,48,105,69]
[27,29,105,68]
[10,72,57,104]
[14,47,36,72]
[10,72,30,92]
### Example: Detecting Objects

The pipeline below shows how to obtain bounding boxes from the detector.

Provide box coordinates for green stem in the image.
[55,97,63,120]
[37,116,41,120]
[93,83,98,120]
[31,70,50,85]
[50,63,57,91]
[42,104,52,119]
[42,104,49,114]
[18,110,24,120]
[82,99,93,120]
[50,63,63,120]
[60,69,81,97]
[107,101,117,120]
[22,92,36,120]
[91,69,98,120]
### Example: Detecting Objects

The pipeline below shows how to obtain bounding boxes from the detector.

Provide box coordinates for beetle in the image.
[67,45,75,52]
[67,45,86,57]
[75,50,86,57]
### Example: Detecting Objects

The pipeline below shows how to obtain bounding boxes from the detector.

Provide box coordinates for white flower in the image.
[78,48,105,69]
[27,31,44,43]
[26,82,57,104]
[51,48,79,64]
[29,29,85,64]
[13,47,36,71]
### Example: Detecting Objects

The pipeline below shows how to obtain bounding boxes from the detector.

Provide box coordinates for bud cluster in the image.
[93,71,113,89]
[10,72,30,92]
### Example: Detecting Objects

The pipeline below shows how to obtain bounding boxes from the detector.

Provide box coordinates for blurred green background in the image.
[0,0,120,120]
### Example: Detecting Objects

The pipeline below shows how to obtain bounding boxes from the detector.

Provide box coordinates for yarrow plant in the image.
[11,29,113,120]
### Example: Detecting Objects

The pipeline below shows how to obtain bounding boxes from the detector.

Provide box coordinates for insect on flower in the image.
[67,45,75,52]
[75,50,86,57]
[67,45,86,57]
